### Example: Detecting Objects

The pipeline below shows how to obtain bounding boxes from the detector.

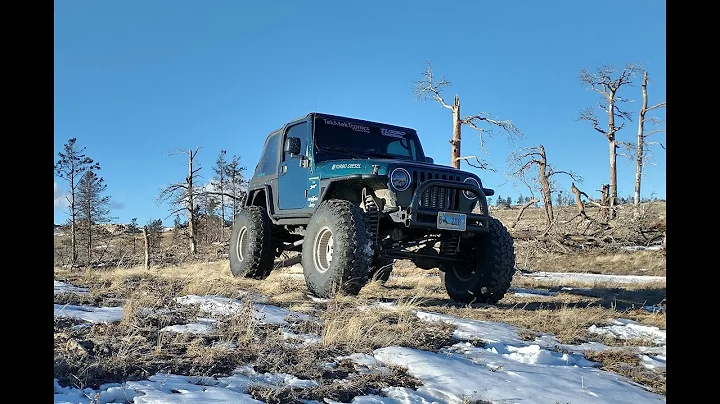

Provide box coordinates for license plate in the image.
[437,211,467,231]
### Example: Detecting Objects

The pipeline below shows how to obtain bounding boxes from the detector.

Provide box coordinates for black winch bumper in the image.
[387,180,490,233]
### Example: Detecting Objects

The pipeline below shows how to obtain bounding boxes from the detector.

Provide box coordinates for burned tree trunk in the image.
[570,182,589,220]
[600,184,610,221]
[186,150,198,255]
[451,95,461,169]
[510,198,540,229]
[634,71,666,206]
[142,226,150,269]
[509,144,580,232]
[537,146,553,225]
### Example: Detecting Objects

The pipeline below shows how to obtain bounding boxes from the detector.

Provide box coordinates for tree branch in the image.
[646,101,666,111]
[414,62,453,109]
[455,156,496,172]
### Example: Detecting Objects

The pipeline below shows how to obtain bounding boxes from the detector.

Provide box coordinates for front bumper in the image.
[387,179,490,233]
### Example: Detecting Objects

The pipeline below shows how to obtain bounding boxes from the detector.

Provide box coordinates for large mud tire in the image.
[440,217,515,304]
[302,200,373,298]
[229,206,275,279]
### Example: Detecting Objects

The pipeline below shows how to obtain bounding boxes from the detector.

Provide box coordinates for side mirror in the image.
[425,156,434,164]
[284,137,301,156]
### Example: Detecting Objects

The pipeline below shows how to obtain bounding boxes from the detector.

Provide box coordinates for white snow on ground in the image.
[522,271,665,284]
[417,311,521,343]
[160,317,217,334]
[54,304,124,323]
[175,295,309,325]
[589,318,666,345]
[510,287,558,297]
[620,245,663,251]
[374,345,662,404]
[54,281,89,295]
[54,278,666,404]
[279,328,322,347]
[54,366,317,404]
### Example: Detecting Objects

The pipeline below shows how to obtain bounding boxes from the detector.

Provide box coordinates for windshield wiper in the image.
[318,146,366,159]
[363,151,401,159]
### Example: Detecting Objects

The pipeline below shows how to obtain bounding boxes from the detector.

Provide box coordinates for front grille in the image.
[421,186,458,210]
[410,169,462,210]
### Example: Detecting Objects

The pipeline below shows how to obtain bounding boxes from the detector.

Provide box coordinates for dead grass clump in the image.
[247,365,421,404]
[320,298,456,353]
[584,349,666,395]
[434,304,613,345]
[215,296,259,346]
[527,249,665,276]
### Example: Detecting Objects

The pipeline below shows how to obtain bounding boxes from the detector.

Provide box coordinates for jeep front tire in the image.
[439,217,516,304]
[229,206,275,279]
[302,200,373,298]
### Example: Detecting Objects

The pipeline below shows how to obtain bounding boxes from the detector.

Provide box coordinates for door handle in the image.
[280,164,287,174]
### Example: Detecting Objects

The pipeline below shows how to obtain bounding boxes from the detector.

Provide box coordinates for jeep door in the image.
[278,121,311,210]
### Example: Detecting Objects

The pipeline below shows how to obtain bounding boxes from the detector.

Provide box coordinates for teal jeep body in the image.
[230,112,516,304]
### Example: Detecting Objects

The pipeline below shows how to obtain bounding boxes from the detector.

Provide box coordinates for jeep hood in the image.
[314,158,487,189]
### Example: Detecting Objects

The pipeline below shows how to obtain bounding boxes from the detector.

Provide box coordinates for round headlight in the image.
[390,168,411,191]
[463,177,480,199]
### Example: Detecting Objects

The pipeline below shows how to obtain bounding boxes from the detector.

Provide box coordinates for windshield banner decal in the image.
[380,128,406,138]
[322,119,370,134]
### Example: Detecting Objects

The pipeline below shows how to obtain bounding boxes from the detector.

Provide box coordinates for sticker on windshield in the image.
[381,128,406,138]
[332,163,362,170]
[322,119,371,134]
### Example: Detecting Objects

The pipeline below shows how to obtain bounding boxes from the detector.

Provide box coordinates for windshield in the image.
[313,116,424,162]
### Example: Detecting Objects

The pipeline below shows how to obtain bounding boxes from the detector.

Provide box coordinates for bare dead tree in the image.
[599,184,611,221]
[157,148,202,255]
[624,71,666,206]
[508,145,581,230]
[414,62,522,170]
[142,226,150,269]
[570,182,590,221]
[509,198,540,230]
[579,63,642,216]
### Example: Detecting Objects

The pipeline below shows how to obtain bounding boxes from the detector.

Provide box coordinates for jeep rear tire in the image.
[229,206,275,279]
[302,200,374,298]
[439,217,515,304]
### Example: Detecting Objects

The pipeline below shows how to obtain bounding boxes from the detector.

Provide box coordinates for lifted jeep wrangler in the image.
[229,112,516,303]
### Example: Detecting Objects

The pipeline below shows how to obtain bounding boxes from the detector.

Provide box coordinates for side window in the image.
[283,122,308,161]
[254,132,280,177]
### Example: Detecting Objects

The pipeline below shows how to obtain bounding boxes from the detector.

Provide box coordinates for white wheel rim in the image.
[313,226,334,273]
[236,227,248,261]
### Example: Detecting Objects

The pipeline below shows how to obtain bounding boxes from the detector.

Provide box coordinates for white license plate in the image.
[437,211,467,231]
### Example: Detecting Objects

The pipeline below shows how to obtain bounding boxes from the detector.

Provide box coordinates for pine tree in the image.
[54,138,100,266]
[224,154,247,225]
[76,170,111,267]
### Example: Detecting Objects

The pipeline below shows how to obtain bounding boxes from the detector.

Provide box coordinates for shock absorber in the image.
[440,233,461,256]
[362,188,380,248]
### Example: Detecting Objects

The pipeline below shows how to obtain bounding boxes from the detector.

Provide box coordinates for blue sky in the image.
[54,0,666,226]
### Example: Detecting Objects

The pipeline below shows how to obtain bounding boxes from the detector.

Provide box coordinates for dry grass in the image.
[584,349,666,395]
[54,206,666,397]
